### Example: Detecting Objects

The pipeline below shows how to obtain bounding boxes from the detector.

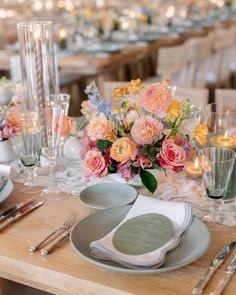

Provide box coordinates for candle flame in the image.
[194,157,200,169]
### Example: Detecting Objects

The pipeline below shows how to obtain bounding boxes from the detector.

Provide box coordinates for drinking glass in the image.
[196,103,236,201]
[13,112,41,194]
[40,103,68,200]
[46,93,71,159]
[198,147,235,223]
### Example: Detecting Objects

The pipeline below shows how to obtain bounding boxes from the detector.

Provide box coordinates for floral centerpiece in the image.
[0,122,11,142]
[80,79,194,193]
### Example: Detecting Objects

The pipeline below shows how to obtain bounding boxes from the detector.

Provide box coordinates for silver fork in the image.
[29,211,78,252]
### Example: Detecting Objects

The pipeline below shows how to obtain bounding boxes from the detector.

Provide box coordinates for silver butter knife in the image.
[0,201,44,231]
[0,197,34,222]
[192,241,236,294]
[210,255,236,295]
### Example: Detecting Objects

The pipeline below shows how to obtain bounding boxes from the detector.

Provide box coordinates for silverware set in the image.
[29,211,78,255]
[0,197,44,231]
[193,241,236,295]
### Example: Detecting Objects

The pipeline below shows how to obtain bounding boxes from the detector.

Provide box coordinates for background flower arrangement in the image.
[80,79,195,193]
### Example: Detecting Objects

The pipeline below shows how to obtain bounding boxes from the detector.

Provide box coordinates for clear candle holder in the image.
[17,21,68,200]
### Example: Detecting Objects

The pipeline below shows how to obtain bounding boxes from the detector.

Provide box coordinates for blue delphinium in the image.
[84,81,114,119]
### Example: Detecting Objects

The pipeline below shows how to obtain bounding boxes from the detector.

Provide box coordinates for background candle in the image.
[210,135,236,149]
[186,157,202,178]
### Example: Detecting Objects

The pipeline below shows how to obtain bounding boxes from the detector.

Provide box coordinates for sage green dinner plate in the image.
[70,205,210,274]
[0,179,13,204]
[79,183,137,210]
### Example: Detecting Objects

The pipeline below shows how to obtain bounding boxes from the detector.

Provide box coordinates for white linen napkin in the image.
[0,161,20,178]
[90,195,193,269]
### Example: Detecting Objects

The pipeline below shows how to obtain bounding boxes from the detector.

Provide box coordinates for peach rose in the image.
[110,137,137,162]
[82,149,108,177]
[86,113,113,141]
[158,139,186,172]
[131,116,163,145]
[81,100,93,119]
[141,83,172,115]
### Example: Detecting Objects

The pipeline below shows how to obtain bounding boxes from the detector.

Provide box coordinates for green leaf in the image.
[131,165,139,174]
[97,139,112,153]
[140,145,149,155]
[140,169,158,194]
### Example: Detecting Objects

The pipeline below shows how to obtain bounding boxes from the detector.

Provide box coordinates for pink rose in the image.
[82,149,108,177]
[79,131,96,158]
[141,83,172,115]
[134,155,153,170]
[158,139,186,172]
[131,116,163,145]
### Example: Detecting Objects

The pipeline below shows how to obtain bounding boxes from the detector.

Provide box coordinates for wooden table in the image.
[0,183,235,295]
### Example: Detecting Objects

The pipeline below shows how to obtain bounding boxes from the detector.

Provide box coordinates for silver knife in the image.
[0,201,44,231]
[210,255,236,295]
[192,241,236,294]
[0,197,34,222]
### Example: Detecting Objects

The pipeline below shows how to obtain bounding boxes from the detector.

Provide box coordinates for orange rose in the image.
[110,137,137,162]
[194,124,208,145]
[56,116,73,137]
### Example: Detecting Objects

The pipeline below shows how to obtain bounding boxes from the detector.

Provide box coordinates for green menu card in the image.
[112,213,173,255]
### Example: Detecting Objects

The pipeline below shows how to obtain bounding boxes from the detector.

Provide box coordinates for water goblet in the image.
[13,112,41,194]
[198,147,235,223]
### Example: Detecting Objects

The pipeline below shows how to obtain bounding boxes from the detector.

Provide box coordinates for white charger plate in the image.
[0,179,13,203]
[79,183,137,210]
[70,205,210,274]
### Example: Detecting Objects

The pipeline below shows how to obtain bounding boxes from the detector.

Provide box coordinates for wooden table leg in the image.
[0,278,5,295]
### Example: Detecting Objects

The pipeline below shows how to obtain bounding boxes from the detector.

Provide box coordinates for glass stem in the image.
[49,160,56,191]
[24,166,37,187]
[209,198,224,223]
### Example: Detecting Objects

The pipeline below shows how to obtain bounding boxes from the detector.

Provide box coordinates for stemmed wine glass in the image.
[40,102,69,201]
[198,147,235,223]
[196,103,236,201]
[13,111,41,194]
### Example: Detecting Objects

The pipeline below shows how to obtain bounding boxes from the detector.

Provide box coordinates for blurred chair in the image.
[215,89,236,110]
[172,86,209,109]
[103,81,209,108]
[185,34,213,88]
[144,43,188,86]
[229,23,236,87]
[208,27,235,88]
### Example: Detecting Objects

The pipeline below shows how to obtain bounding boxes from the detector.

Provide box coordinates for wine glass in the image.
[198,147,235,223]
[196,103,236,202]
[13,111,41,194]
[40,103,69,201]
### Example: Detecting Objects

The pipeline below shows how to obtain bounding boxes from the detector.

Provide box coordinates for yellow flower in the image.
[110,137,137,162]
[194,124,208,145]
[127,79,144,95]
[112,106,120,115]
[112,87,129,101]
[167,100,182,118]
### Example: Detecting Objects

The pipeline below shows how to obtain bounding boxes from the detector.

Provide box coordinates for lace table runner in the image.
[13,160,236,227]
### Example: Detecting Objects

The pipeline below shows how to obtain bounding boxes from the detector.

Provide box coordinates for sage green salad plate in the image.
[79,183,137,210]
[0,178,13,204]
[70,205,210,274]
